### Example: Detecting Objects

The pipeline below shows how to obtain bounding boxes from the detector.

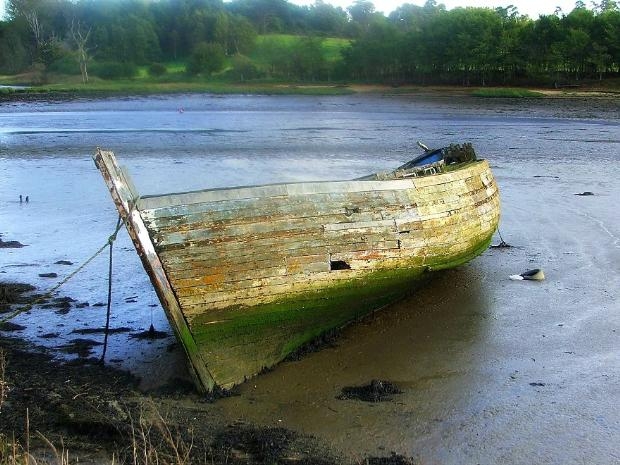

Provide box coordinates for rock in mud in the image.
[38,272,58,278]
[0,238,26,248]
[130,324,168,340]
[41,296,76,310]
[0,321,26,331]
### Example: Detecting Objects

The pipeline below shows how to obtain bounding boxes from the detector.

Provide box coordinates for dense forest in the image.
[1,0,619,87]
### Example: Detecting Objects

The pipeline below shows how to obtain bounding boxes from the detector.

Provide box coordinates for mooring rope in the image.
[494,228,511,248]
[99,215,122,363]
[1,216,125,324]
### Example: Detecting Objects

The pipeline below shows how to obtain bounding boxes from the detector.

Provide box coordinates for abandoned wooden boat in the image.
[94,143,500,393]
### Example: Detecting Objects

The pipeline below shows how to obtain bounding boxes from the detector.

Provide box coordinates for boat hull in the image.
[94,150,500,392]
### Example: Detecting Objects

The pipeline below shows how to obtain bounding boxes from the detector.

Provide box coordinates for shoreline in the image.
[1,81,619,102]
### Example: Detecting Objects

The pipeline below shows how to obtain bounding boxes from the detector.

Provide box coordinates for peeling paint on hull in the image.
[94,149,500,392]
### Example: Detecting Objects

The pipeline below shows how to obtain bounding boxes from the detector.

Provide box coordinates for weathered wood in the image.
[138,179,416,210]
[94,148,501,392]
[142,191,405,224]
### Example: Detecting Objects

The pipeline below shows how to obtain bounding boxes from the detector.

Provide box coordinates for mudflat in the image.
[1,93,618,464]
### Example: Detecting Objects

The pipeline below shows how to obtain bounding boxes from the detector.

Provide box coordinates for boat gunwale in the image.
[138,160,489,211]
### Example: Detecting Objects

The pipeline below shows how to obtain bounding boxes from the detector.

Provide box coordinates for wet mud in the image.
[0,336,396,464]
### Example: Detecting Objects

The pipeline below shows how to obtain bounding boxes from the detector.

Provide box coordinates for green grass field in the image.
[252,34,350,66]
[471,88,545,98]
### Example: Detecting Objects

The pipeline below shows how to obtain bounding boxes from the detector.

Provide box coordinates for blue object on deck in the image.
[411,148,443,167]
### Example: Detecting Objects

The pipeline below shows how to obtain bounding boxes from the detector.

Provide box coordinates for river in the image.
[1,92,619,464]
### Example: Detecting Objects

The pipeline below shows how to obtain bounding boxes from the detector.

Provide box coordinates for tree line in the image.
[1,0,619,86]
[345,0,620,85]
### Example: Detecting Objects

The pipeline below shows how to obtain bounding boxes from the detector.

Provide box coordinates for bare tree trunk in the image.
[79,58,88,83]
[24,10,43,49]
[71,19,91,84]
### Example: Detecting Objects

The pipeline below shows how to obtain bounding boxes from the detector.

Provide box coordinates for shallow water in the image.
[1,93,619,463]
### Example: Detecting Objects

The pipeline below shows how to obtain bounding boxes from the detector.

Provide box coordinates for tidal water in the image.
[1,93,619,463]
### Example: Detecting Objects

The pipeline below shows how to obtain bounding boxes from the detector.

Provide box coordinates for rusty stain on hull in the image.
[94,146,500,392]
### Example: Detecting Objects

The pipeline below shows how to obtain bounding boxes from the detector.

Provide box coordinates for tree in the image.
[347,0,376,35]
[341,20,402,81]
[6,0,64,65]
[592,0,619,13]
[226,0,302,33]
[291,36,325,80]
[306,1,348,35]
[70,18,91,83]
[0,0,618,85]
[227,15,257,55]
[187,42,225,75]
[523,14,563,77]
[229,54,260,81]
[0,21,29,73]
[257,35,290,76]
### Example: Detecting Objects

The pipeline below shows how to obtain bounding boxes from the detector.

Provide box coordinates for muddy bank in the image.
[0,276,416,463]
[0,279,406,463]
[0,334,412,464]
[0,277,417,464]
[1,83,618,104]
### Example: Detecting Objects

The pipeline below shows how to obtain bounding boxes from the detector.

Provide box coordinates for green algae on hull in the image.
[189,229,495,388]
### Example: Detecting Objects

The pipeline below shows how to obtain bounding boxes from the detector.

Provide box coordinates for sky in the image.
[0,0,580,21]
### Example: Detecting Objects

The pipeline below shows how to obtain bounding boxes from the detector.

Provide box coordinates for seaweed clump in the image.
[211,424,298,463]
[367,453,417,465]
[0,282,35,313]
[337,379,403,402]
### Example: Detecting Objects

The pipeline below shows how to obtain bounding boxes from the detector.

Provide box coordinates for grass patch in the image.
[253,34,350,66]
[0,349,6,409]
[136,61,187,79]
[471,87,545,98]
[320,37,351,62]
